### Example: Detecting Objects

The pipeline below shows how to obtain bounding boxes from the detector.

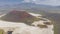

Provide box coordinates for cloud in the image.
[23,0,31,2]
[23,0,60,6]
[0,0,60,6]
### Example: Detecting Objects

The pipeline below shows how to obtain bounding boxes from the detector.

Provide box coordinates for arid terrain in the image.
[0,10,53,34]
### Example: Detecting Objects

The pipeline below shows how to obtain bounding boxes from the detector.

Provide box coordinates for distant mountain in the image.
[0,3,60,14]
[0,3,55,9]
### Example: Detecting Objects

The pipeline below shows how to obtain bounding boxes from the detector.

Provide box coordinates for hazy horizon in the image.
[0,0,60,6]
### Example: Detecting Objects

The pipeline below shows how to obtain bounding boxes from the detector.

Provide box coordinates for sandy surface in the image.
[0,13,54,34]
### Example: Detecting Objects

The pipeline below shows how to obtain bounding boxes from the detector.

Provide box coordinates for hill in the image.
[0,10,40,25]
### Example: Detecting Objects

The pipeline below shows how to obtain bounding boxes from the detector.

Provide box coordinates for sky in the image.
[23,0,60,6]
[0,0,60,6]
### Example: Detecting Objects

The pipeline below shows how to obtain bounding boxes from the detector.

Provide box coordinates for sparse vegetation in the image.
[37,24,48,28]
[0,29,4,34]
[0,10,40,25]
[44,22,52,25]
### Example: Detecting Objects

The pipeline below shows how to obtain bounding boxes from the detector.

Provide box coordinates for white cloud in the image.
[24,0,34,2]
[23,0,60,6]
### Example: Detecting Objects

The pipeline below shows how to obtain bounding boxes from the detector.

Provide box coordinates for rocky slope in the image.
[0,10,53,34]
